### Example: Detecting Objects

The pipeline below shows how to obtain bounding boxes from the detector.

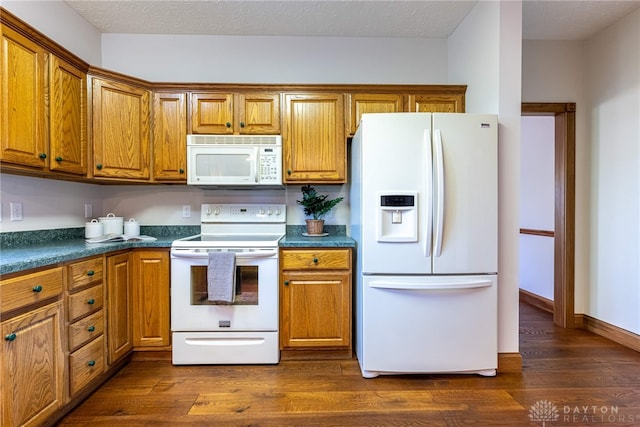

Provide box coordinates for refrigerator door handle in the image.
[433,129,445,257]
[425,128,433,257]
[369,279,493,291]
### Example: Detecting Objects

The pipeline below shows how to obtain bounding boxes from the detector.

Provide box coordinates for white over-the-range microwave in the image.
[187,134,282,187]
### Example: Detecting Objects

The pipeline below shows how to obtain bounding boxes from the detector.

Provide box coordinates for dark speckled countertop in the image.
[279,225,356,248]
[0,225,355,276]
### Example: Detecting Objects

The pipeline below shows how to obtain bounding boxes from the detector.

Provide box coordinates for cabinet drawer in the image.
[68,309,104,352]
[69,335,104,396]
[68,257,103,291]
[1,267,64,313]
[281,249,351,270]
[67,284,103,322]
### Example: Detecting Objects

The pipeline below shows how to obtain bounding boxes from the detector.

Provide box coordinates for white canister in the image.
[98,213,124,235]
[85,219,104,238]
[124,218,140,237]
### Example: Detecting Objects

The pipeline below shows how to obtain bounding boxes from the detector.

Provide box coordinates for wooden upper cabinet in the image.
[282,93,346,184]
[347,93,404,135]
[189,91,280,135]
[0,25,48,169]
[237,92,280,134]
[408,93,465,113]
[153,92,187,181]
[50,55,87,175]
[91,77,151,180]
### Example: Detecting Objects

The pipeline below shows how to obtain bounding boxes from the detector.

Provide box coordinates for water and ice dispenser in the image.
[376,192,418,242]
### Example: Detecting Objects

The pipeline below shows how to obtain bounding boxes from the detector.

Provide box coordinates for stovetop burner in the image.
[172,203,286,249]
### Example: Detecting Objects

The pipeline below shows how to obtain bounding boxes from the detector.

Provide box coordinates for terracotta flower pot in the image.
[305,219,325,235]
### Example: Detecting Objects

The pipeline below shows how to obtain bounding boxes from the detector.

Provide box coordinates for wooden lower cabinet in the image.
[106,252,134,364]
[280,248,352,359]
[0,301,66,427]
[131,250,171,349]
[65,256,105,398]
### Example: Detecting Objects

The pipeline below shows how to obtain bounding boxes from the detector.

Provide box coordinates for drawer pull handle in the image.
[87,360,96,367]
[87,325,96,332]
[5,333,17,341]
[313,257,319,264]
[87,298,95,305]
[87,270,95,276]
[32,285,43,293]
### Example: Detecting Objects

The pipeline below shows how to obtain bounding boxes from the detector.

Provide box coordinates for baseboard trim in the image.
[578,314,640,353]
[497,352,522,373]
[519,289,553,313]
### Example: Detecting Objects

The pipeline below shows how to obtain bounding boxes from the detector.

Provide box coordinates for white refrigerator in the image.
[350,112,498,378]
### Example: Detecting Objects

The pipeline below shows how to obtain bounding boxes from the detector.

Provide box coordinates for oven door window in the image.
[190,265,258,305]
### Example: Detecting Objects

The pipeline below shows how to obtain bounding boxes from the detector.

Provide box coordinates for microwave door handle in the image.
[252,147,259,183]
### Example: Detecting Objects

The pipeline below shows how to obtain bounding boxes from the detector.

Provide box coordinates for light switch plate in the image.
[10,202,23,221]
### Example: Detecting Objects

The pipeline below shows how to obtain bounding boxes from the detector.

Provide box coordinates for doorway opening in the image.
[521,103,576,328]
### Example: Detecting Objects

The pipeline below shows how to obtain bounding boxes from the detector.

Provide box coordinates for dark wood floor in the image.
[57,303,640,426]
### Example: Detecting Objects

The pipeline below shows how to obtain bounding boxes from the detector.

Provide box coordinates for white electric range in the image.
[170,203,285,364]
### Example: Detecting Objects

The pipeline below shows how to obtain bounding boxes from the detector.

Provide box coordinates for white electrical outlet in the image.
[84,203,93,218]
[182,205,191,218]
[10,202,23,221]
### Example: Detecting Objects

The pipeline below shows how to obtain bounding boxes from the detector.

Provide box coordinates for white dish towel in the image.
[207,251,236,304]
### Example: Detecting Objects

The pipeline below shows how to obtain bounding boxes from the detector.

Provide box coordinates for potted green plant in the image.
[297,185,344,235]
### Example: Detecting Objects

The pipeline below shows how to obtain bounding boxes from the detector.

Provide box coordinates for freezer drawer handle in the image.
[369,279,492,291]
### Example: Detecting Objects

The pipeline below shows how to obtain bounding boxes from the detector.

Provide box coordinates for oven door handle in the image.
[171,249,278,259]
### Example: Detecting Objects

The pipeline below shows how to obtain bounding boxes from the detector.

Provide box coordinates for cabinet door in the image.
[237,92,280,134]
[132,250,170,348]
[50,55,87,175]
[408,93,465,113]
[189,92,234,134]
[1,301,65,427]
[282,93,346,183]
[106,252,133,364]
[348,93,404,135]
[153,92,187,181]
[92,78,150,179]
[0,26,47,168]
[280,270,351,349]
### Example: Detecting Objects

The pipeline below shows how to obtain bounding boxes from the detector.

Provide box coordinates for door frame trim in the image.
[521,102,576,328]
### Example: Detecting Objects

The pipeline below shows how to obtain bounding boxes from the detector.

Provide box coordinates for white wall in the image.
[0,174,104,232]
[519,116,555,300]
[1,0,102,65]
[521,40,589,314]
[102,34,448,84]
[586,8,640,333]
[448,1,522,354]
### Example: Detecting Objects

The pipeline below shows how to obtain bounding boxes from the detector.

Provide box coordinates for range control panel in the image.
[201,204,286,223]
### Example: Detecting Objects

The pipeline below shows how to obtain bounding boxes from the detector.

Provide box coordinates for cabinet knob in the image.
[87,298,95,305]
[32,285,43,293]
[240,122,245,128]
[284,280,289,286]
[225,122,231,128]
[87,270,95,276]
[313,257,319,264]
[179,168,185,174]
[55,156,63,162]
[39,153,47,159]
[87,360,96,367]
[5,333,17,341]
[87,325,95,332]
[287,169,292,175]
[96,163,103,170]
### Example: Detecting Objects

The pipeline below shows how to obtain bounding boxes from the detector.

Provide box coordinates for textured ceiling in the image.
[64,0,640,40]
